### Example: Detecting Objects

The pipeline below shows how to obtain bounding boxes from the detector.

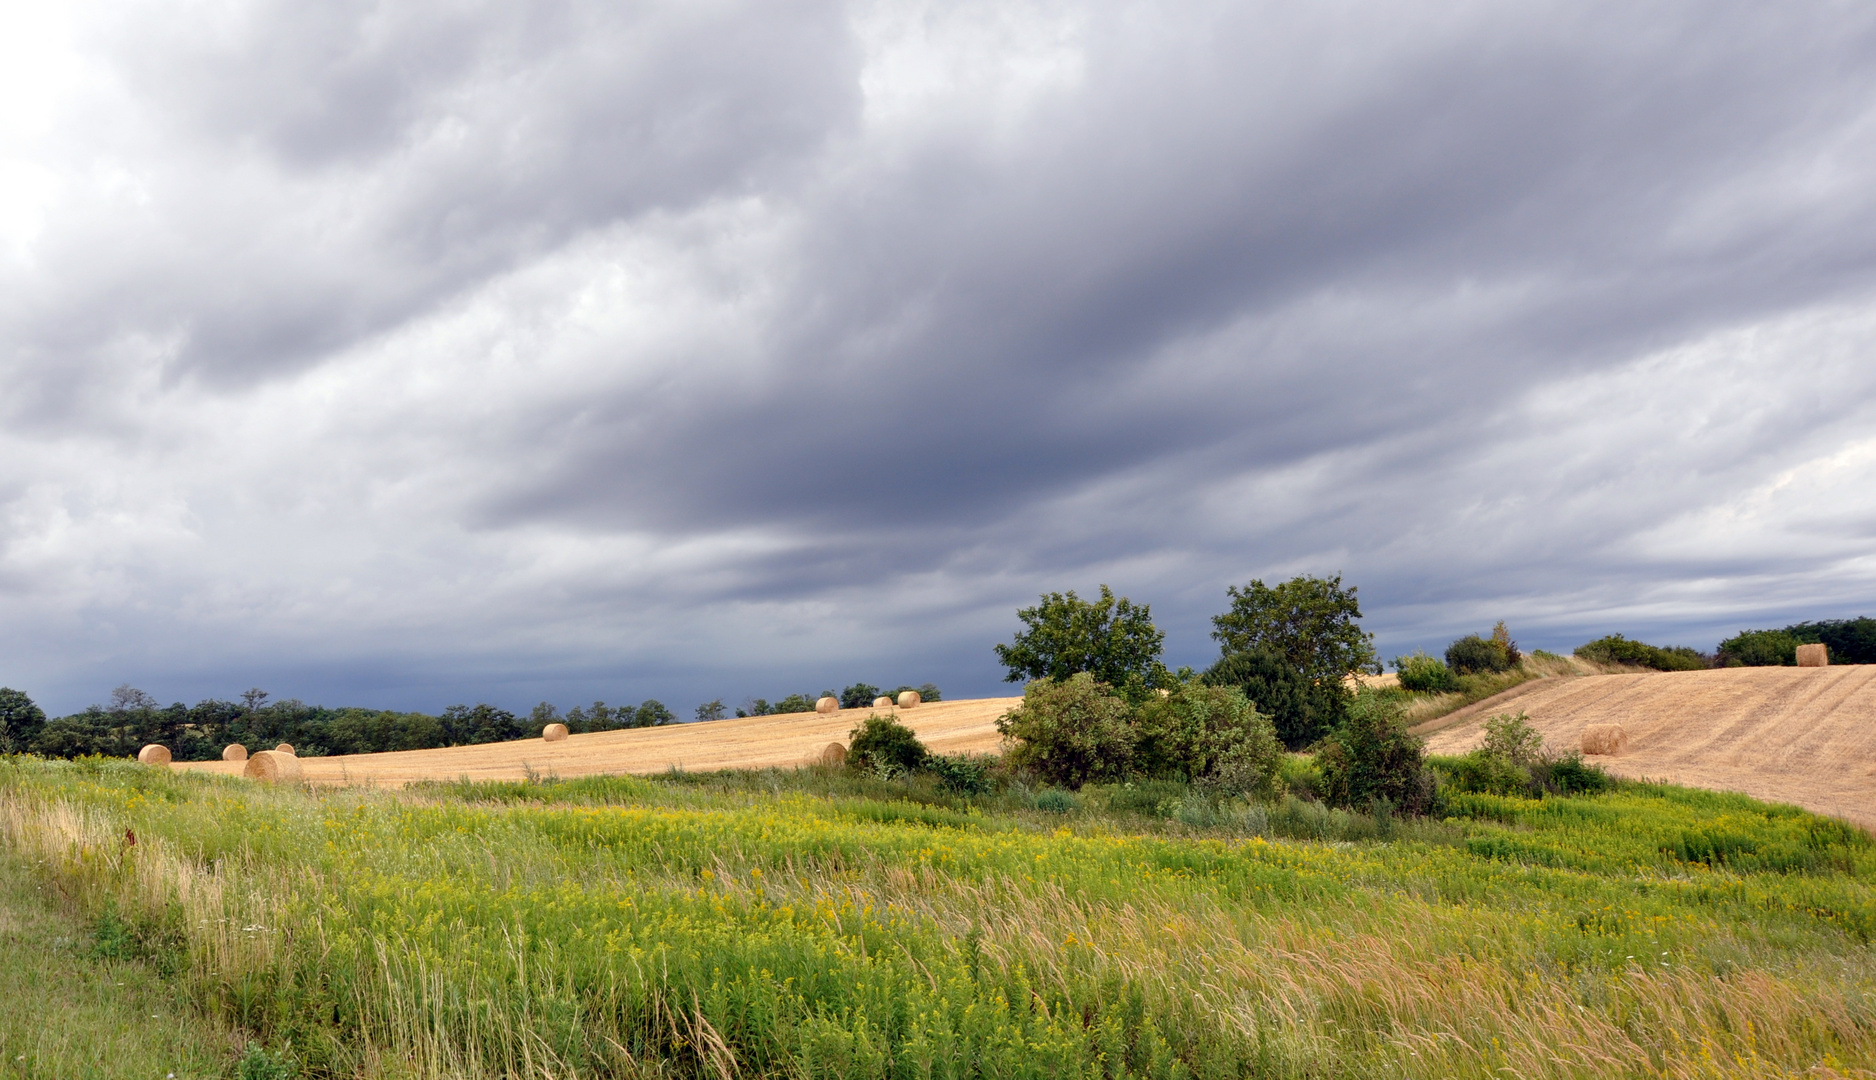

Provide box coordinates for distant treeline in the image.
[0,686,678,760]
[1572,617,1876,671]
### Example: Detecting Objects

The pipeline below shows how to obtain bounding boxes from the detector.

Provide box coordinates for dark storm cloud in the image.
[4,0,1876,713]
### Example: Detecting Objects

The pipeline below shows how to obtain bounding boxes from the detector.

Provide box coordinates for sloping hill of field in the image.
[1421,665,1876,829]
[175,697,1019,787]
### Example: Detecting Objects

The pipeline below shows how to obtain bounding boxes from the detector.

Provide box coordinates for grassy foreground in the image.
[0,757,1872,1079]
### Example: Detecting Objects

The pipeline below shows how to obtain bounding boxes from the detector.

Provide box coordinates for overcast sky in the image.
[4,1,1876,716]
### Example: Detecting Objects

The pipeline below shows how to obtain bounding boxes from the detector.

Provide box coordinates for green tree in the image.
[0,688,47,753]
[1201,649,1338,749]
[1210,574,1379,683]
[847,714,928,776]
[1132,682,1283,797]
[994,585,1169,699]
[995,673,1136,788]
[1315,693,1434,815]
[840,683,881,710]
[695,699,727,722]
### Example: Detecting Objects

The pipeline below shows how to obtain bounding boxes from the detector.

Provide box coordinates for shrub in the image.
[926,753,993,795]
[1716,629,1799,667]
[1539,755,1612,795]
[1445,635,1508,675]
[1132,683,1283,799]
[771,693,817,714]
[1790,618,1876,665]
[1575,634,1708,671]
[996,673,1136,788]
[847,714,928,776]
[1392,652,1457,692]
[1202,649,1341,749]
[1315,693,1434,814]
[1440,751,1531,797]
[1479,711,1543,766]
[1033,788,1081,813]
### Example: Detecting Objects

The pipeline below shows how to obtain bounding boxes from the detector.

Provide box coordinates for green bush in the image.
[846,714,928,777]
[1538,755,1612,795]
[1131,683,1283,798]
[1479,711,1543,766]
[926,753,993,795]
[1575,634,1708,671]
[1445,635,1509,675]
[1392,652,1457,692]
[1202,649,1342,749]
[1315,693,1434,814]
[995,673,1136,788]
[1033,787,1081,813]
[1716,628,1800,666]
[1439,751,1531,797]
[840,683,882,709]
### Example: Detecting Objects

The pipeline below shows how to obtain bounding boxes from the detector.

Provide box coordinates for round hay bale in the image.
[137,744,171,766]
[1797,642,1829,667]
[896,690,920,708]
[275,743,295,755]
[1580,724,1628,756]
[244,750,304,784]
[222,744,248,762]
[815,696,839,714]
[872,696,894,709]
[819,742,848,766]
[542,722,569,742]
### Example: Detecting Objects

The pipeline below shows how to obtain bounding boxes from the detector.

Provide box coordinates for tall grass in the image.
[1,755,1873,1078]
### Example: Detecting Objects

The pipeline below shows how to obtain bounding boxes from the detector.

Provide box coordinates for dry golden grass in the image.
[178,696,1018,788]
[1424,665,1876,828]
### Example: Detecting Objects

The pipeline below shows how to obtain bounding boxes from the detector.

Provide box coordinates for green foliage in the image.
[1200,648,1340,749]
[1392,651,1457,692]
[238,1044,297,1080]
[993,585,1170,699]
[1479,711,1544,766]
[1315,693,1434,814]
[926,753,993,794]
[1719,617,1876,666]
[839,683,882,709]
[1032,787,1080,813]
[695,699,728,722]
[1439,750,1533,797]
[0,687,46,753]
[995,673,1136,788]
[771,693,817,714]
[846,714,929,777]
[917,682,942,702]
[1445,634,1511,675]
[1716,628,1799,666]
[1209,573,1378,684]
[1574,634,1709,671]
[1131,682,1283,798]
[1538,755,1613,795]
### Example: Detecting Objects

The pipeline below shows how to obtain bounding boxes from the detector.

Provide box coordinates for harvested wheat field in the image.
[175,696,1019,788]
[1422,664,1876,829]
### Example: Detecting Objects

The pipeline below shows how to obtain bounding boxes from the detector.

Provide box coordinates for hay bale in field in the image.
[222,744,248,762]
[542,722,569,742]
[819,742,848,766]
[137,744,171,766]
[872,696,894,709]
[244,750,303,784]
[815,696,839,714]
[1797,643,1829,667]
[1581,724,1628,756]
[275,743,295,755]
[896,690,920,708]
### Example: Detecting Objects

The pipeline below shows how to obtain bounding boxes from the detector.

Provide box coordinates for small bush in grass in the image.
[1316,693,1435,814]
[1479,711,1544,765]
[847,714,927,777]
[996,673,1135,788]
[1441,751,1532,797]
[1445,635,1507,675]
[927,753,993,795]
[1393,652,1457,692]
[1033,787,1080,813]
[1539,755,1612,795]
[1132,682,1283,798]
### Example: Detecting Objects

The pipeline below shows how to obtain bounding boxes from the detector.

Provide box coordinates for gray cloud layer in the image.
[3,0,1875,713]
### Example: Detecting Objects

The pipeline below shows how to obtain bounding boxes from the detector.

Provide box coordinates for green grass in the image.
[1,755,1873,1078]
[0,845,241,1079]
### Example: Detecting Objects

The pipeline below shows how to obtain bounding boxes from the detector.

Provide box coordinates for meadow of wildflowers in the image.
[0,756,1871,1078]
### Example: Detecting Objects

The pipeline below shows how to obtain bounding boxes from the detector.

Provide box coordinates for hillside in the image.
[174,696,1019,786]
[1421,664,1876,829]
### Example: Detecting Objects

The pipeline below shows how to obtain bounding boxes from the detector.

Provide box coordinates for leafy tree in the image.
[995,673,1136,788]
[1314,693,1434,814]
[840,683,882,710]
[917,682,942,703]
[440,704,522,745]
[1392,652,1457,692]
[632,700,676,727]
[993,585,1170,700]
[527,702,560,736]
[1478,711,1543,766]
[771,693,816,715]
[1716,629,1798,666]
[1201,650,1335,749]
[1210,575,1379,686]
[847,714,928,776]
[0,688,46,754]
[1131,682,1283,797]
[1789,617,1876,664]
[695,699,727,722]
